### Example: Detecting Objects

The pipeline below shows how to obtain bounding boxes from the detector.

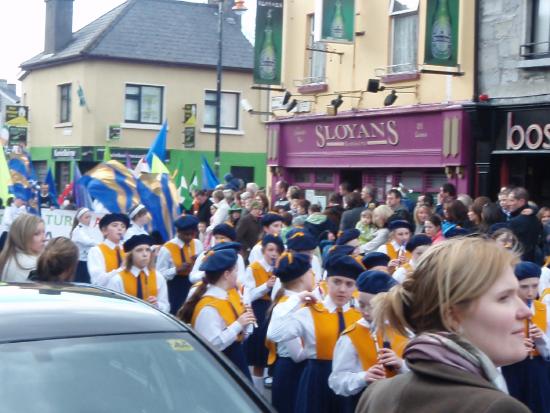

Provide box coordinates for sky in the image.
[0,0,256,93]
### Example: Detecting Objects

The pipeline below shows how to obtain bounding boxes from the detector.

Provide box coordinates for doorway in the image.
[340,169,363,192]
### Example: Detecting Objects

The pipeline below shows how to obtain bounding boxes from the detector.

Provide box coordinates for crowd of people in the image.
[0,178,548,413]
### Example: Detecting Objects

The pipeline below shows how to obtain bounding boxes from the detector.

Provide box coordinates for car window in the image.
[0,333,265,412]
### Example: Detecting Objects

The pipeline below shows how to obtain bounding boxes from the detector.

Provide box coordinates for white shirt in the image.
[376,239,402,256]
[248,242,263,265]
[359,228,389,254]
[243,258,273,303]
[189,249,246,285]
[156,238,203,281]
[270,290,307,363]
[1,251,37,282]
[193,284,244,351]
[267,295,351,359]
[393,259,416,284]
[71,224,98,261]
[0,205,27,233]
[107,266,170,313]
[538,266,550,298]
[87,239,124,287]
[206,199,229,233]
[123,223,148,242]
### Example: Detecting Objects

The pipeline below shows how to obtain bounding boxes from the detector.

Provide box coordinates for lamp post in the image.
[214,0,247,179]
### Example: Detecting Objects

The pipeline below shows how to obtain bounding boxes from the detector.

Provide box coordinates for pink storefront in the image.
[267,103,473,202]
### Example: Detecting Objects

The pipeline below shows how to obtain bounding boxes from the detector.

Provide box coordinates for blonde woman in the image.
[359,205,394,254]
[0,214,46,282]
[356,237,531,413]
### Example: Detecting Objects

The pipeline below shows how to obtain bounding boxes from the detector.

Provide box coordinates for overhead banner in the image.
[320,0,354,43]
[424,0,460,67]
[254,0,283,85]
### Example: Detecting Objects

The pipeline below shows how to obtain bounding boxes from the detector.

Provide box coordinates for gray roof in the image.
[0,85,19,103]
[21,0,253,71]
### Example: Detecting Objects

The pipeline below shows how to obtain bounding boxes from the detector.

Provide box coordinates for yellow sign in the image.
[166,338,194,352]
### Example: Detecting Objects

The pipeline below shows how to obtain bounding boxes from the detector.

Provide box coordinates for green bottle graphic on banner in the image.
[258,9,277,81]
[430,0,452,60]
[330,0,345,39]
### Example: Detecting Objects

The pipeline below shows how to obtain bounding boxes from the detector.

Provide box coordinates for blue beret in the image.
[261,213,283,227]
[123,234,153,253]
[488,222,509,235]
[212,223,237,241]
[286,229,317,251]
[274,252,311,283]
[174,215,199,231]
[406,234,432,252]
[444,226,470,238]
[324,245,355,268]
[514,261,541,280]
[212,241,242,253]
[357,270,397,294]
[388,220,413,232]
[336,229,361,246]
[326,255,364,279]
[362,252,391,269]
[199,249,238,273]
[262,234,285,252]
[99,213,130,229]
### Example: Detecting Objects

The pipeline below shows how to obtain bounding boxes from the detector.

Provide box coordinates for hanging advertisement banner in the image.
[253,0,284,85]
[320,0,354,43]
[183,104,196,148]
[424,0,460,67]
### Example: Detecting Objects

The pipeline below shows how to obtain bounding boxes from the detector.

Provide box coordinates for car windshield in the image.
[0,332,264,413]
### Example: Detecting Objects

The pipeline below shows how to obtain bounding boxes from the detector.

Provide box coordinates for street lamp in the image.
[214,0,248,179]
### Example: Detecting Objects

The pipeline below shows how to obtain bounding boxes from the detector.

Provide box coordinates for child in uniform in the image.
[107,234,169,313]
[361,252,391,273]
[377,220,412,274]
[267,255,364,413]
[123,204,150,241]
[329,270,408,412]
[243,234,284,392]
[392,234,432,283]
[70,207,98,283]
[502,261,550,413]
[248,213,284,264]
[178,249,256,379]
[157,215,203,314]
[87,213,129,287]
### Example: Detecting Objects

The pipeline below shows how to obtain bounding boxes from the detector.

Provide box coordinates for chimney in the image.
[44,0,74,54]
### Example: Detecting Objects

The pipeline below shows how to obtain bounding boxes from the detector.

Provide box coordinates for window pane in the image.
[220,93,238,129]
[204,103,216,127]
[534,0,550,55]
[205,91,217,103]
[125,98,139,122]
[140,86,162,124]
[59,84,71,123]
[308,15,326,83]
[293,170,311,183]
[391,13,418,72]
[390,0,419,14]
[315,170,333,184]
[125,86,140,96]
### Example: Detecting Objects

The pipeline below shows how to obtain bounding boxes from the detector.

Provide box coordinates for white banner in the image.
[40,209,104,241]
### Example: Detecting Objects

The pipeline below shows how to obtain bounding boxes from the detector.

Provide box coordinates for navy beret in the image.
[488,222,509,235]
[357,270,397,294]
[174,215,199,231]
[444,226,470,238]
[274,252,311,283]
[362,252,391,269]
[406,234,432,252]
[514,261,541,280]
[286,229,317,251]
[324,245,356,268]
[336,229,361,246]
[261,213,283,227]
[212,241,242,253]
[388,220,413,232]
[99,213,130,229]
[123,234,153,253]
[326,255,364,280]
[199,249,238,273]
[212,223,237,241]
[262,234,285,253]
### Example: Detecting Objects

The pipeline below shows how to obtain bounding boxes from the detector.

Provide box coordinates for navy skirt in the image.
[502,355,550,413]
[223,341,252,381]
[244,299,270,367]
[74,261,91,283]
[167,276,192,315]
[272,357,306,413]
[295,359,347,413]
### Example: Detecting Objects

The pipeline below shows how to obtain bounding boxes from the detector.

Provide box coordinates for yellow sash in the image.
[527,300,547,357]
[266,295,290,366]
[119,268,158,299]
[191,294,245,342]
[249,261,273,301]
[164,241,196,277]
[385,242,412,261]
[98,243,125,272]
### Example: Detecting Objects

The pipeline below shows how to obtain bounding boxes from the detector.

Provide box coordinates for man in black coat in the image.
[192,190,212,225]
[507,187,543,263]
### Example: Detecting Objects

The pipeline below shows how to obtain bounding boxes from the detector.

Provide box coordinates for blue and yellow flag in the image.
[8,151,35,201]
[78,160,139,213]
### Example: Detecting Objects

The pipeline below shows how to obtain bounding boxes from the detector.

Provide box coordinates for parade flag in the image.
[45,168,60,207]
[146,121,168,167]
[151,154,170,175]
[201,156,219,190]
[104,145,111,162]
[57,183,73,207]
[179,170,197,211]
[78,160,139,213]
[125,152,132,170]
[73,163,93,209]
[0,147,12,202]
[7,152,33,201]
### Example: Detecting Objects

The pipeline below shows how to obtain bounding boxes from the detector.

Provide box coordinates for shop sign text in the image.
[315,120,399,148]
[506,112,550,150]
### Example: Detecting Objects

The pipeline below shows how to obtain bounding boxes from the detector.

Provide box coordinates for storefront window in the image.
[400,170,423,192]
[293,170,311,183]
[426,171,448,192]
[314,170,333,184]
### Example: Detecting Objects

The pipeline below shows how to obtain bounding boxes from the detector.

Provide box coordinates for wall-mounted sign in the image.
[52,147,82,160]
[506,112,550,151]
[424,0,460,67]
[5,105,29,126]
[183,104,196,148]
[108,124,121,140]
[8,126,27,145]
[254,0,284,85]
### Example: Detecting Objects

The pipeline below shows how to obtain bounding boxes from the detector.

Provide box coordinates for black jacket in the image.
[508,205,543,263]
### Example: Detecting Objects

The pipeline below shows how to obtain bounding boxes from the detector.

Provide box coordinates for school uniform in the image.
[502,299,550,413]
[329,318,408,412]
[376,240,412,261]
[87,239,125,287]
[189,250,246,286]
[271,254,323,301]
[123,223,148,241]
[191,284,251,380]
[71,223,98,283]
[267,295,362,413]
[392,260,415,284]
[243,258,274,368]
[248,241,263,265]
[157,237,203,315]
[107,266,169,313]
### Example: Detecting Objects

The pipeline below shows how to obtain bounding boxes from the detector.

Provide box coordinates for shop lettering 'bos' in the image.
[506,112,550,151]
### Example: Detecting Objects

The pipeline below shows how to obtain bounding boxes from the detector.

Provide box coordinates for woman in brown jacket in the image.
[356,237,531,413]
